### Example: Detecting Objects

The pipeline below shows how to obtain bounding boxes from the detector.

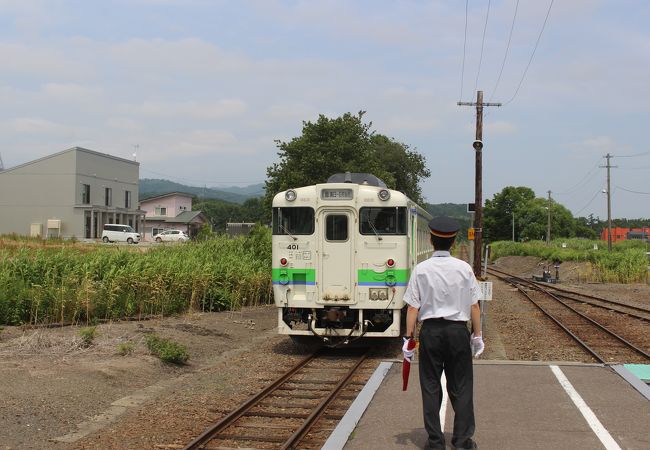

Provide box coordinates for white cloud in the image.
[41,83,103,102]
[0,43,92,79]
[1,117,76,137]
[133,99,247,120]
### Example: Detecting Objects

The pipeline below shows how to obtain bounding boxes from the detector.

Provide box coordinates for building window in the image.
[125,190,131,209]
[152,227,165,235]
[155,207,167,216]
[82,184,90,204]
[105,187,112,206]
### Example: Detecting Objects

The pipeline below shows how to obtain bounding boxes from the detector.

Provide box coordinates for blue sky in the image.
[1,0,649,219]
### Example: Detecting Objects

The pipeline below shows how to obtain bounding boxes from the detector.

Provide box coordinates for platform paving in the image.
[336,361,650,450]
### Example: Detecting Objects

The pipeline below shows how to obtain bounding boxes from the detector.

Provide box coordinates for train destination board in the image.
[321,189,353,200]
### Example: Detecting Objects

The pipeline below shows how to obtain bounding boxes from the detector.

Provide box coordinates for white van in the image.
[101,224,141,244]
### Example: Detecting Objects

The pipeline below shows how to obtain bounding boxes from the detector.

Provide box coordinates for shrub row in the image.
[0,227,272,326]
[489,239,648,283]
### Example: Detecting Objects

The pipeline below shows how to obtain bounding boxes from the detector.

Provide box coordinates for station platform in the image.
[324,361,650,450]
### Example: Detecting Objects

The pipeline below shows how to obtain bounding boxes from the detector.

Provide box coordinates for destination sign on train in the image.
[321,189,353,200]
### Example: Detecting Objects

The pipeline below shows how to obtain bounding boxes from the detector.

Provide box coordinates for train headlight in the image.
[285,189,297,202]
[387,258,395,267]
[280,257,288,266]
[378,189,391,201]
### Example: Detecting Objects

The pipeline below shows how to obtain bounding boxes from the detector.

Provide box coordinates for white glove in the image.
[470,333,484,358]
[402,337,415,362]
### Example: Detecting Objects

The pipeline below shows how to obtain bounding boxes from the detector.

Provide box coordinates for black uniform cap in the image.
[428,216,460,238]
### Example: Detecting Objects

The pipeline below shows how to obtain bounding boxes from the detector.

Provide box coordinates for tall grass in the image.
[490,239,648,283]
[0,226,272,326]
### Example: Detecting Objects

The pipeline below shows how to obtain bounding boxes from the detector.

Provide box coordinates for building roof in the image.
[145,211,207,224]
[0,146,139,175]
[140,191,194,202]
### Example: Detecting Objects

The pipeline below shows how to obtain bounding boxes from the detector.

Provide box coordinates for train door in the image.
[318,209,354,301]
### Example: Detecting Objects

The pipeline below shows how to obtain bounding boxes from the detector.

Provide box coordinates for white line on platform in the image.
[550,365,621,450]
[322,361,393,450]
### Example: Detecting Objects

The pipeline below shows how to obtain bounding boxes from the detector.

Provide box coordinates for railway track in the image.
[487,267,650,365]
[184,348,372,449]
[489,266,650,321]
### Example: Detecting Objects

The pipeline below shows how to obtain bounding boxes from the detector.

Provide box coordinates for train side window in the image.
[325,214,348,241]
[272,207,315,235]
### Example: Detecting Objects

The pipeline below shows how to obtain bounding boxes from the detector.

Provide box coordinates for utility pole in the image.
[458,90,501,277]
[547,190,552,246]
[600,153,616,252]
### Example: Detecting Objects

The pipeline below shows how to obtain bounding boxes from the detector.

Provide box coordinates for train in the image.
[271,172,433,346]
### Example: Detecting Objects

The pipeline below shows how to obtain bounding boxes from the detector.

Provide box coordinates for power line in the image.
[459,0,469,102]
[488,0,520,103]
[615,150,650,158]
[554,157,602,195]
[616,185,650,195]
[573,189,602,216]
[473,0,492,94]
[503,0,555,106]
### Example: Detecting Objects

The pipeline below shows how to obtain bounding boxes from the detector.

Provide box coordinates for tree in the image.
[484,186,577,242]
[264,111,430,212]
[483,186,535,242]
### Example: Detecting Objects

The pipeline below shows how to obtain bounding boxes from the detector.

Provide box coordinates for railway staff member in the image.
[402,216,484,450]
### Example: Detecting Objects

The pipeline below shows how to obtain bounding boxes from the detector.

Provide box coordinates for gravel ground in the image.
[1,256,648,449]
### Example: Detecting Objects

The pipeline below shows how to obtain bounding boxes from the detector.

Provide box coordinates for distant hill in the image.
[139,179,264,204]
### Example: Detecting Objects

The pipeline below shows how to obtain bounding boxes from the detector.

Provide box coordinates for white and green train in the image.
[272,173,433,345]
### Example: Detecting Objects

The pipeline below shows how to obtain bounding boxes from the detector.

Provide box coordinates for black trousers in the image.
[418,319,475,450]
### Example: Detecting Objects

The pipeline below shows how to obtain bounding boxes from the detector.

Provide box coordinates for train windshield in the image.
[360,207,407,235]
[273,207,315,235]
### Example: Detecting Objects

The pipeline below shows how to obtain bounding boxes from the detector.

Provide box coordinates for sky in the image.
[1,0,649,219]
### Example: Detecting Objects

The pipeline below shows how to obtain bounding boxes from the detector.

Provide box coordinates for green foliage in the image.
[117,342,135,356]
[490,239,648,283]
[0,230,273,325]
[423,203,473,242]
[264,111,430,216]
[193,197,267,232]
[79,326,97,346]
[484,187,580,242]
[194,223,215,241]
[145,334,189,364]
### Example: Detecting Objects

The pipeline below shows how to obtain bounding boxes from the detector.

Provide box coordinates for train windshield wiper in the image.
[279,223,297,241]
[367,218,383,241]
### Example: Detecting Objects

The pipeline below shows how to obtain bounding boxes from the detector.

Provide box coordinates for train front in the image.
[271,173,412,345]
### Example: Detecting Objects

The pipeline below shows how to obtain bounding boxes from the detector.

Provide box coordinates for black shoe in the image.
[453,440,477,449]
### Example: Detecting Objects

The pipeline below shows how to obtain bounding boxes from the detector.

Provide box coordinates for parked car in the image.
[102,224,141,244]
[153,230,190,243]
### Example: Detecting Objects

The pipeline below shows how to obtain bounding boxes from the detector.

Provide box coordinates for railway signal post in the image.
[458,90,501,277]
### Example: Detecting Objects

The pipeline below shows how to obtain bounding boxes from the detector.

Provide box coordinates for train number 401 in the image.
[286,244,299,250]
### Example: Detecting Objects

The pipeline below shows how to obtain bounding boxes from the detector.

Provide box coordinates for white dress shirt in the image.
[403,250,481,321]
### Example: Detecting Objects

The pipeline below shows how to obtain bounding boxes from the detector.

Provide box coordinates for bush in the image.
[79,326,97,347]
[145,334,189,365]
[117,342,135,356]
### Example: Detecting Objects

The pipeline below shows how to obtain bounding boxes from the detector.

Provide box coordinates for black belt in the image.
[424,317,467,324]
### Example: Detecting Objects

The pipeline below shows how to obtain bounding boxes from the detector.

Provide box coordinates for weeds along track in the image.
[184,348,373,449]
[488,268,650,365]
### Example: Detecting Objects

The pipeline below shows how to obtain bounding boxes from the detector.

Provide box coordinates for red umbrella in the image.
[402,337,417,391]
